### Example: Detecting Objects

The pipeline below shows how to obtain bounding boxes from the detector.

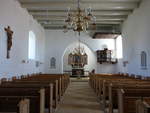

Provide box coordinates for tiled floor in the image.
[55,80,103,113]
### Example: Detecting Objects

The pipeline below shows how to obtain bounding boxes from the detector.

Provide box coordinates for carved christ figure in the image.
[4,26,13,59]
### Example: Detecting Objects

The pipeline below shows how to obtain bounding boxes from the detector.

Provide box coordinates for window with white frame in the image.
[50,57,56,69]
[116,35,123,59]
[141,51,147,69]
[28,31,36,60]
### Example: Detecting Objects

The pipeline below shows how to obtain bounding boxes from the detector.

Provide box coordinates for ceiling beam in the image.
[33,15,127,19]
[40,22,121,25]
[43,25,121,33]
[39,20,123,25]
[19,0,140,3]
[41,24,122,28]
[29,10,132,16]
[21,2,139,10]
[18,0,141,30]
[33,15,126,21]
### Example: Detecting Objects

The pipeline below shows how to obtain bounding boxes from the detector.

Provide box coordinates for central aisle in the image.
[55,80,103,113]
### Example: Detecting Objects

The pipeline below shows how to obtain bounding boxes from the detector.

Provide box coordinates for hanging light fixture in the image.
[63,0,96,35]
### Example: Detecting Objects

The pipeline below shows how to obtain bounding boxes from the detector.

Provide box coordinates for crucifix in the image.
[4,26,13,59]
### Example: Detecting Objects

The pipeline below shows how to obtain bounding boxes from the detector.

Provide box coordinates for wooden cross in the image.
[4,26,13,59]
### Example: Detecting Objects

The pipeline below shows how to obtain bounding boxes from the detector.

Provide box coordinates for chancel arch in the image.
[62,42,97,76]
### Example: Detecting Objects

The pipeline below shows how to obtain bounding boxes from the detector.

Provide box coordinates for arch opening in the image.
[62,42,97,76]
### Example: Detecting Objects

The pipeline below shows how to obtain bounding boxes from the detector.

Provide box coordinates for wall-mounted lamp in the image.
[22,60,29,64]
[123,61,129,67]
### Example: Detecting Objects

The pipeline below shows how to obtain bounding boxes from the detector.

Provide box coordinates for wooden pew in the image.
[136,98,150,113]
[108,84,150,113]
[102,79,150,112]
[118,89,150,113]
[18,99,30,113]
[89,74,130,109]
[0,87,43,113]
[14,76,61,101]
[89,73,131,94]
[89,73,150,113]
[17,73,70,101]
[19,74,70,97]
[13,73,70,100]
[1,80,57,111]
[91,73,149,100]
[93,74,135,100]
[0,74,70,113]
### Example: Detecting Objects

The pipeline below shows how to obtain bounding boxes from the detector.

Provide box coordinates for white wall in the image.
[0,0,45,78]
[116,0,150,76]
[44,30,116,74]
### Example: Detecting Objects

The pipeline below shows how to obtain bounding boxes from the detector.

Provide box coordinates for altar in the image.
[72,68,84,76]
[63,69,89,77]
[67,42,88,77]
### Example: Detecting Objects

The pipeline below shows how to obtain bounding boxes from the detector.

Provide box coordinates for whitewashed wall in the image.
[0,0,45,78]
[44,30,116,74]
[116,0,150,76]
[3,0,148,76]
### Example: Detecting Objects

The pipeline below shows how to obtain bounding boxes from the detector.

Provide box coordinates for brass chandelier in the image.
[64,0,96,35]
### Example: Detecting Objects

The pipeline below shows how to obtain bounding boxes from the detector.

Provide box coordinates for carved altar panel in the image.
[68,52,88,68]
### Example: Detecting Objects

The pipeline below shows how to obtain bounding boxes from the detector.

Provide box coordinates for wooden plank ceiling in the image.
[18,0,141,37]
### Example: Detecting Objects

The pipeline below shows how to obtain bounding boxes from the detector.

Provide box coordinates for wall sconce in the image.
[35,61,43,67]
[123,61,129,67]
[40,62,43,64]
[22,60,29,64]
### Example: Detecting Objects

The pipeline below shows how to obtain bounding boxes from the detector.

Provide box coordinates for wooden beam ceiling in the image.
[18,0,141,33]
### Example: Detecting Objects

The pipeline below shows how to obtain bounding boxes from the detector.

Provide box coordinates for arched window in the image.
[28,31,36,60]
[116,35,123,59]
[50,57,56,69]
[141,51,147,69]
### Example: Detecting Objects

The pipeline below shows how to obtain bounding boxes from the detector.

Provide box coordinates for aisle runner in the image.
[55,81,103,113]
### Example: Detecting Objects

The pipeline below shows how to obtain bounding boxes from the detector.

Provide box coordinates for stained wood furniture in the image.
[136,99,150,113]
[0,74,70,113]
[89,73,150,113]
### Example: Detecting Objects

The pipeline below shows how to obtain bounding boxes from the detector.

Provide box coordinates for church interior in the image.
[0,0,150,113]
